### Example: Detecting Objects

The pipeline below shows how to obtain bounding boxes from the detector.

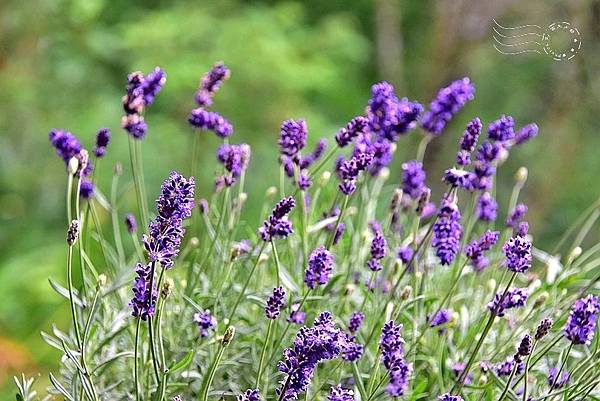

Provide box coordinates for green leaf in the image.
[169,350,195,374]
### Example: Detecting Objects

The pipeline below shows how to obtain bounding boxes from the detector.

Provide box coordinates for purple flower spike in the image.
[121,68,166,139]
[279,119,308,158]
[465,230,499,272]
[367,224,386,272]
[49,129,82,165]
[458,117,482,156]
[305,246,335,289]
[442,168,475,190]
[487,115,515,142]
[367,81,422,141]
[506,204,528,228]
[327,385,354,401]
[421,77,475,135]
[287,303,306,325]
[402,160,427,199]
[515,123,539,145]
[237,389,261,401]
[487,287,529,317]
[429,309,452,328]
[397,246,414,264]
[476,192,497,222]
[438,394,464,401]
[341,338,364,362]
[338,153,374,195]
[432,195,462,265]
[125,213,137,234]
[121,114,148,139]
[259,197,295,241]
[348,312,365,333]
[193,309,217,338]
[216,143,251,187]
[564,295,600,345]
[548,367,570,388]
[379,320,412,396]
[79,180,94,199]
[129,262,157,320]
[503,235,532,273]
[189,108,233,137]
[195,62,231,107]
[93,128,110,158]
[265,287,286,320]
[336,116,368,148]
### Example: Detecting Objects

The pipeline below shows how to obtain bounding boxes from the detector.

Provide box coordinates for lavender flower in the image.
[298,139,328,170]
[193,309,217,338]
[451,363,472,385]
[548,368,570,388]
[277,312,346,401]
[265,286,286,319]
[456,117,482,165]
[563,295,600,345]
[514,334,533,363]
[503,235,532,273]
[429,309,452,328]
[379,321,412,396]
[432,195,462,265]
[188,108,233,137]
[494,357,524,376]
[195,62,230,107]
[476,192,497,222]
[338,153,374,195]
[397,246,414,264]
[336,116,368,148]
[421,77,475,135]
[517,222,529,237]
[305,246,335,289]
[79,180,94,199]
[279,119,308,158]
[487,115,515,142]
[49,129,82,165]
[367,224,386,272]
[333,223,345,246]
[287,303,306,325]
[129,262,157,320]
[327,385,354,401]
[366,82,422,141]
[93,128,110,158]
[259,197,295,241]
[341,339,363,362]
[121,68,166,139]
[506,204,528,229]
[348,312,365,333]
[535,318,553,340]
[438,394,464,401]
[442,168,474,190]
[352,135,392,176]
[487,287,529,317]
[121,114,148,139]
[402,161,427,199]
[464,230,499,272]
[141,67,167,106]
[515,123,539,145]
[125,213,137,234]
[216,143,251,188]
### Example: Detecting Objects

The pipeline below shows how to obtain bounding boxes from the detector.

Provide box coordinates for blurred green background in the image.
[1,0,599,396]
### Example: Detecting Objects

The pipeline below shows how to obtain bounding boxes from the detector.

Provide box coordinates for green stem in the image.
[199,345,226,401]
[522,340,537,401]
[67,245,82,349]
[326,194,349,249]
[134,319,141,401]
[271,240,282,287]
[256,319,274,389]
[548,342,573,393]
[497,362,519,401]
[416,134,432,163]
[146,261,160,382]
[110,170,125,266]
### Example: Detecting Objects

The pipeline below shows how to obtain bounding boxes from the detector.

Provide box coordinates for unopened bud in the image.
[222,326,235,346]
[198,199,209,215]
[266,186,277,198]
[97,274,107,289]
[535,317,553,340]
[344,283,356,296]
[487,279,497,292]
[478,375,488,385]
[238,192,248,204]
[390,188,403,211]
[161,278,174,298]
[113,162,123,176]
[378,167,390,180]
[390,143,397,153]
[320,171,331,186]
[67,157,79,176]
[189,237,200,248]
[67,220,80,246]
[75,149,89,175]
[416,188,431,214]
[400,285,412,300]
[258,253,269,265]
[569,247,582,262]
[515,167,528,184]
[534,292,549,308]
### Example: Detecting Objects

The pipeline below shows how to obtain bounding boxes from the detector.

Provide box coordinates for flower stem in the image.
[326,194,348,249]
[199,344,226,401]
[497,360,519,401]
[134,319,141,401]
[548,342,573,392]
[256,319,273,389]
[521,340,537,401]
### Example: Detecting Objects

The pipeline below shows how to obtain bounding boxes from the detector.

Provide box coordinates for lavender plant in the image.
[16,63,600,401]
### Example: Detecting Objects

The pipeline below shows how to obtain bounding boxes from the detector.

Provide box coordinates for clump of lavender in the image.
[421,77,475,135]
[125,213,137,233]
[305,246,335,289]
[379,320,412,396]
[515,123,539,145]
[265,286,286,319]
[563,295,600,345]
[195,62,230,107]
[277,312,346,401]
[93,128,110,158]
[547,367,570,389]
[487,115,515,142]
[487,287,529,317]
[506,203,528,229]
[143,172,195,268]
[476,192,497,222]
[503,234,532,273]
[193,309,217,338]
[216,143,251,189]
[259,197,295,241]
[130,262,157,320]
[456,118,482,165]
[279,119,308,158]
[401,160,427,199]
[513,334,533,363]
[121,67,166,139]
[236,389,261,401]
[337,152,374,195]
[189,108,233,138]
[464,230,499,272]
[335,116,368,148]
[432,194,462,265]
[367,222,386,271]
[327,385,354,401]
[348,312,364,333]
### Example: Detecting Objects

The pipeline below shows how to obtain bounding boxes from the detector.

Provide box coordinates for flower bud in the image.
[238,192,248,205]
[265,186,277,198]
[568,246,582,262]
[320,171,331,186]
[378,167,390,181]
[113,162,123,176]
[535,318,553,340]
[400,285,412,300]
[67,219,80,246]
[75,149,89,176]
[198,199,209,215]
[515,167,528,184]
[478,375,488,385]
[97,274,107,289]
[67,157,79,176]
[258,253,269,265]
[222,326,235,346]
[487,279,496,292]
[189,237,200,248]
[416,188,431,214]
[344,283,356,296]
[534,292,549,308]
[390,188,403,211]
[161,278,174,299]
